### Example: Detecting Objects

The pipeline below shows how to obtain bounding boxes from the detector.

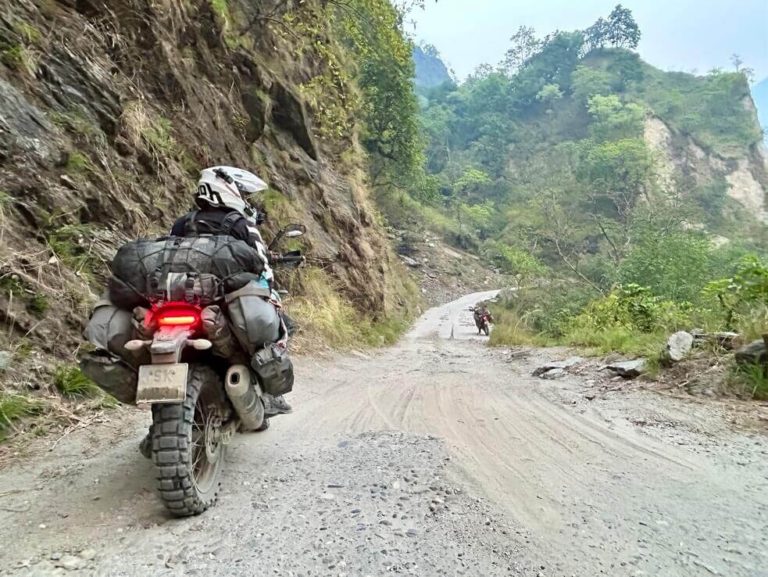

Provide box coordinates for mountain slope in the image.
[0,0,419,422]
[413,44,453,89]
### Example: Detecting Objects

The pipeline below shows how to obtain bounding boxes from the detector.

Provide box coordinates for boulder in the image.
[605,359,646,379]
[666,331,694,362]
[734,340,767,366]
[400,255,420,268]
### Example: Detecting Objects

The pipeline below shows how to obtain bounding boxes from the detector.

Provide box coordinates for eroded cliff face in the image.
[643,115,768,224]
[0,0,414,366]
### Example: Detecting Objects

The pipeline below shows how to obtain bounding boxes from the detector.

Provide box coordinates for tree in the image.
[502,26,543,75]
[512,31,585,107]
[536,83,563,105]
[572,65,614,102]
[619,224,712,302]
[587,94,645,141]
[731,53,755,82]
[584,17,609,52]
[605,5,640,49]
[333,0,424,186]
[584,5,640,52]
[581,138,655,222]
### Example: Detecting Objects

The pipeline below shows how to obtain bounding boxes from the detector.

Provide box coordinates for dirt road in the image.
[1,291,767,576]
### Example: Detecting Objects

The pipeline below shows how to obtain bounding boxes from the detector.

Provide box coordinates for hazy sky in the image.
[410,0,768,82]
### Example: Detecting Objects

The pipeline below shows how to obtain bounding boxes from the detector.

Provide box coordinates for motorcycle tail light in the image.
[153,304,201,328]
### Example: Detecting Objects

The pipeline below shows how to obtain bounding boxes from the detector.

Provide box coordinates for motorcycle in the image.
[123,224,306,517]
[469,307,492,336]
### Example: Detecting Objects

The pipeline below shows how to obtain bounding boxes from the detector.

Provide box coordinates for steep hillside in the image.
[0,0,420,426]
[413,44,453,90]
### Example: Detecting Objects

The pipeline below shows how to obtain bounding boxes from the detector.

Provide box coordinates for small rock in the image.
[532,357,583,377]
[50,552,63,561]
[320,493,335,500]
[58,555,84,571]
[666,331,694,362]
[59,175,78,190]
[400,256,420,268]
[605,360,646,379]
[80,549,97,561]
[541,368,566,380]
[406,529,418,537]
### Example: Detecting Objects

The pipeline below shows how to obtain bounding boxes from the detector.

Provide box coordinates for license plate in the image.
[136,364,188,404]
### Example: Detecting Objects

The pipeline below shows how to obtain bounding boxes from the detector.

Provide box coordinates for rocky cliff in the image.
[0,0,415,377]
[643,112,768,226]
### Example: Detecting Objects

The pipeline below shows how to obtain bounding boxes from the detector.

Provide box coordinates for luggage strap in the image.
[224,283,272,303]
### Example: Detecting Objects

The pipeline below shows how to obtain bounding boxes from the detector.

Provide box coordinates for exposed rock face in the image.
[643,116,768,223]
[0,0,413,361]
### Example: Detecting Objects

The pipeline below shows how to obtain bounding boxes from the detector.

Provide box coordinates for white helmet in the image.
[196,166,268,216]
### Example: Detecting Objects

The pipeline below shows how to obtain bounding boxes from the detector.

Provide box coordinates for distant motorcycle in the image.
[470,307,492,336]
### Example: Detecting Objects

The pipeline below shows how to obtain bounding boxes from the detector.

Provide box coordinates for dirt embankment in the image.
[1,292,766,577]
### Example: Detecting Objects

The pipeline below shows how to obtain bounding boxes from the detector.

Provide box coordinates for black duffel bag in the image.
[108,235,265,309]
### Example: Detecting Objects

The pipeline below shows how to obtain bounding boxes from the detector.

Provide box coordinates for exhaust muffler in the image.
[225,365,265,431]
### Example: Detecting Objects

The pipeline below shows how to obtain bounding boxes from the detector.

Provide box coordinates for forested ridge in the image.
[385,5,768,397]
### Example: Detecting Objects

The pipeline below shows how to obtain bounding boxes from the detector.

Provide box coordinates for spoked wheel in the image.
[151,365,227,516]
[482,323,490,336]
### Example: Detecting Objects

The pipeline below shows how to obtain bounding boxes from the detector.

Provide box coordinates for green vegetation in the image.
[286,268,415,350]
[728,362,768,400]
[388,5,767,397]
[0,43,24,69]
[0,392,43,440]
[66,151,93,174]
[53,365,102,399]
[46,223,99,280]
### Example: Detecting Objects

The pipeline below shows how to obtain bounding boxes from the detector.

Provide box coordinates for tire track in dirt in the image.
[1,290,766,577]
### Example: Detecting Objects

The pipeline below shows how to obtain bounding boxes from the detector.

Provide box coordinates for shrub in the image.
[0,392,43,440]
[54,366,101,399]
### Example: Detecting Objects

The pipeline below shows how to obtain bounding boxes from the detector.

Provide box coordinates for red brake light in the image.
[151,304,201,328]
[158,315,198,327]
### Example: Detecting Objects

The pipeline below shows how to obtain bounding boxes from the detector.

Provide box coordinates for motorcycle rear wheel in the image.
[151,364,226,517]
[482,323,490,336]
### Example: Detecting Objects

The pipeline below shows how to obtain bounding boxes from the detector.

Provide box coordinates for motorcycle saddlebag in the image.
[79,350,138,404]
[225,282,281,355]
[108,236,265,309]
[83,299,135,357]
[251,344,294,396]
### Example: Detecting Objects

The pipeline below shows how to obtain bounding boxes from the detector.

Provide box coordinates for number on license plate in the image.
[136,364,189,404]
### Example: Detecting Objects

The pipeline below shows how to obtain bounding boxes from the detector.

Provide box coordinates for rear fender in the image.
[150,327,193,364]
